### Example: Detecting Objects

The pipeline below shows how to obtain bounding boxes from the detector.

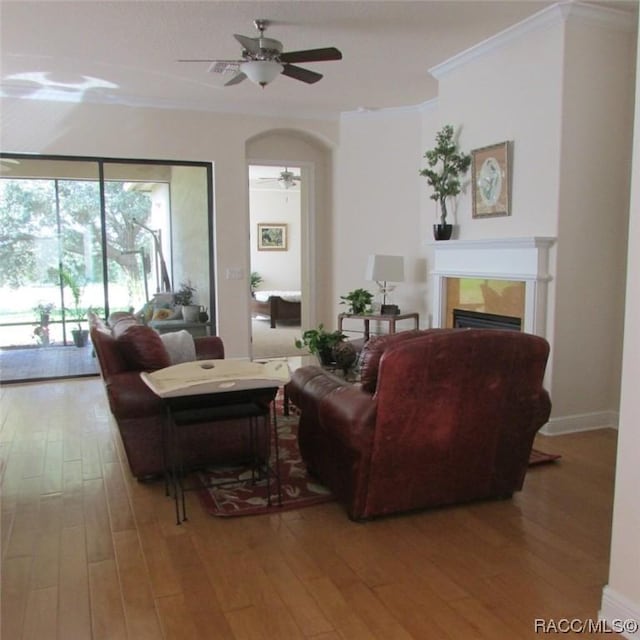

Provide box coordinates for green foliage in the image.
[295,324,346,364]
[57,267,85,324]
[340,288,373,315]
[250,271,263,292]
[0,178,153,290]
[419,124,471,225]
[174,281,196,306]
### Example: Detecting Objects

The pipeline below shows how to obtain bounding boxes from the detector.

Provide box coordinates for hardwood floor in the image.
[0,378,620,639]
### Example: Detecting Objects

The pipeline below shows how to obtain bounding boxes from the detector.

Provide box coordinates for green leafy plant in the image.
[419,124,471,226]
[250,271,263,295]
[295,324,346,365]
[58,267,85,328]
[174,281,196,306]
[33,302,55,318]
[340,288,373,315]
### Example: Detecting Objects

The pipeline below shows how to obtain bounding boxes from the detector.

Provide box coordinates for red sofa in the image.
[90,314,267,480]
[286,328,551,520]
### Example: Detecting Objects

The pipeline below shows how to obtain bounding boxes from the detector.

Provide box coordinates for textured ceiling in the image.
[0,1,635,120]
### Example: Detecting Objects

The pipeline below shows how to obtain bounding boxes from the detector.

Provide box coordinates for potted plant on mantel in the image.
[420,124,471,241]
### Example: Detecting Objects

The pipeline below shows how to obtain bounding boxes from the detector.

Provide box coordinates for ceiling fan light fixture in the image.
[240,60,283,87]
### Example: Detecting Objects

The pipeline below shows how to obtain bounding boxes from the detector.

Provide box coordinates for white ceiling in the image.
[0,1,636,120]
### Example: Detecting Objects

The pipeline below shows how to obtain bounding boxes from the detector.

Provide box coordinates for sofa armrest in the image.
[194,336,225,360]
[288,366,377,446]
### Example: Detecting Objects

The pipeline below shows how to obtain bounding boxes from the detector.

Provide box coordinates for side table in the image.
[338,312,420,341]
[141,359,290,524]
[163,387,279,524]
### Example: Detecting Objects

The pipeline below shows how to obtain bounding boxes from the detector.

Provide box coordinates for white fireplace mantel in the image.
[430,236,556,336]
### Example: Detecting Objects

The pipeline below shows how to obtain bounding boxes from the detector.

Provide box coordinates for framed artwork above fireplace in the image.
[471,141,511,218]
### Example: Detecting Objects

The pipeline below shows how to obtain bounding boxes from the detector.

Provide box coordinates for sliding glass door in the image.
[0,154,213,383]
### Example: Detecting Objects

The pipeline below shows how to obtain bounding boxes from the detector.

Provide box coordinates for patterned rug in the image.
[196,413,333,517]
[528,448,562,466]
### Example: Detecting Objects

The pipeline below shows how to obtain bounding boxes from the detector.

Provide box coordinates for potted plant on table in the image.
[340,288,374,315]
[174,281,199,322]
[295,324,347,366]
[420,124,471,240]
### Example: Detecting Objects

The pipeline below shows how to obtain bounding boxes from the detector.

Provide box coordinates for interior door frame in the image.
[247,159,316,345]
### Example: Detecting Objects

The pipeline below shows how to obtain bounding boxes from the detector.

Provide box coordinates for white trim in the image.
[600,586,640,639]
[541,411,619,435]
[430,237,556,337]
[340,102,426,120]
[429,1,635,79]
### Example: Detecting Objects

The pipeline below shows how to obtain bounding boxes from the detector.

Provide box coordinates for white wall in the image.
[601,9,640,634]
[170,165,210,307]
[0,98,338,356]
[551,16,634,424]
[334,108,424,329]
[249,183,301,291]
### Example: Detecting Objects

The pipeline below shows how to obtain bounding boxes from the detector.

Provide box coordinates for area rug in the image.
[528,448,562,466]
[196,414,333,517]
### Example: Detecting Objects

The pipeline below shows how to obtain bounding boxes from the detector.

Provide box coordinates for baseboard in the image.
[540,410,619,435]
[600,586,640,639]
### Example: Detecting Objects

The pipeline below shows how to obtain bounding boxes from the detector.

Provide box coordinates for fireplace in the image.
[453,308,521,331]
[431,237,555,337]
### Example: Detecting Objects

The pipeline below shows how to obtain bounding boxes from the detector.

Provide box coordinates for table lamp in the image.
[365,254,404,315]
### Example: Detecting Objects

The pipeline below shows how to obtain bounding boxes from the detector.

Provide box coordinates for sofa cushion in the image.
[159,330,196,364]
[117,325,171,371]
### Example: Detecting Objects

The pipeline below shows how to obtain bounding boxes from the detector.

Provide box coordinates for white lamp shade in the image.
[365,254,404,282]
[240,61,283,86]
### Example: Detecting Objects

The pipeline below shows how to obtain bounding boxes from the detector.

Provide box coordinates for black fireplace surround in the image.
[453,309,522,331]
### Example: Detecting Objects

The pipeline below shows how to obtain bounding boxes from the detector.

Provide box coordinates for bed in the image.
[251,290,301,328]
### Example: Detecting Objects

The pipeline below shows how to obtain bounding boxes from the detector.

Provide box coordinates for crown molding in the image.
[429,1,636,80]
[340,100,430,120]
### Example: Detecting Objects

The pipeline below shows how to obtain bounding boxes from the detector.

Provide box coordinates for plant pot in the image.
[72,329,89,347]
[182,305,200,323]
[318,348,336,367]
[433,223,453,241]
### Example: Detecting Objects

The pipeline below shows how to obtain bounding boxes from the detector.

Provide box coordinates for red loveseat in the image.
[90,314,266,480]
[286,328,551,520]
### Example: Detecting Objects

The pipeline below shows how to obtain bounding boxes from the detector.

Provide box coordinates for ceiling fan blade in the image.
[281,64,323,84]
[234,33,260,54]
[279,47,342,64]
[224,72,247,86]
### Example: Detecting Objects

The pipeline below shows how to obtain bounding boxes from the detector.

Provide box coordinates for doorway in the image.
[248,164,303,358]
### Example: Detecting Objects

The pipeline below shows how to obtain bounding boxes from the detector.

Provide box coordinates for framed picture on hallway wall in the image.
[471,141,511,218]
[258,223,288,251]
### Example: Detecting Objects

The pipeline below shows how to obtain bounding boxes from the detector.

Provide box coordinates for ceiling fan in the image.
[258,168,301,189]
[178,19,342,88]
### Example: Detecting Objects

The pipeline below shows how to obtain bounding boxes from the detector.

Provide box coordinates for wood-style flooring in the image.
[0,378,620,639]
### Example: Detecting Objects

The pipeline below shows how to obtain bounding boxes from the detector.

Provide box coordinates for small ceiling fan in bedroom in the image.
[258,168,301,190]
[178,19,342,88]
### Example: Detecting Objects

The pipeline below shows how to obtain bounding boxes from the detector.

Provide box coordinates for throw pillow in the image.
[117,325,171,371]
[159,330,196,365]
